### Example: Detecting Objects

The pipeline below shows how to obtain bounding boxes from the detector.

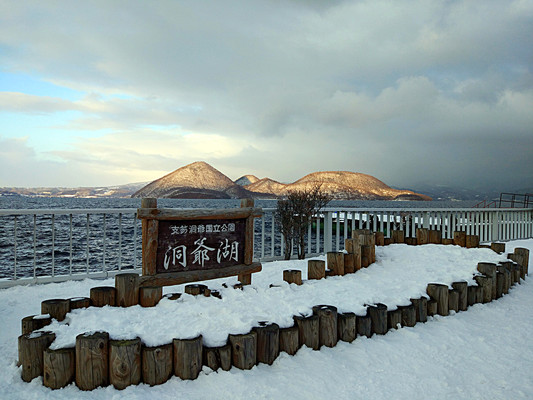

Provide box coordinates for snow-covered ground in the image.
[1,240,532,400]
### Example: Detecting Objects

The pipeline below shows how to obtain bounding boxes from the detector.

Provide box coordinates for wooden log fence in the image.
[17,242,529,389]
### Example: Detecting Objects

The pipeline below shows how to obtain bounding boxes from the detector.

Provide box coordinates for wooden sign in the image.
[137,198,262,287]
[156,218,246,273]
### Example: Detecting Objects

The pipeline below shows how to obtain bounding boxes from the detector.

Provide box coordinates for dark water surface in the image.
[0,197,480,280]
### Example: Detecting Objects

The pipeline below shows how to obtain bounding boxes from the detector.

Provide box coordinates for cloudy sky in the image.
[1,0,532,191]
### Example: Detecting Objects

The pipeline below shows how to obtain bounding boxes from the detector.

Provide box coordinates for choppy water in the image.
[0,196,480,280]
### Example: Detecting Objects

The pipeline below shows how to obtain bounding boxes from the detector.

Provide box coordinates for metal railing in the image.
[1,206,532,288]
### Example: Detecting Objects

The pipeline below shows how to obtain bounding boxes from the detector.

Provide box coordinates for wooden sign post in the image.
[137,198,262,287]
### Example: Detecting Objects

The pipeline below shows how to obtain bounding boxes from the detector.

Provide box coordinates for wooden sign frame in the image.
[137,198,262,287]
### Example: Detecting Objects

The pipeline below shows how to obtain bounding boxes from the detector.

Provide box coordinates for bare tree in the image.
[275,185,332,260]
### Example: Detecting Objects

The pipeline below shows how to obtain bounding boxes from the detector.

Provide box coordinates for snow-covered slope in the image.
[133,161,251,199]
[0,240,531,399]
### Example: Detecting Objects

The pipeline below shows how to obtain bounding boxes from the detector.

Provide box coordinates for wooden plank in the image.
[137,207,262,221]
[244,216,254,265]
[142,219,158,275]
[139,262,262,287]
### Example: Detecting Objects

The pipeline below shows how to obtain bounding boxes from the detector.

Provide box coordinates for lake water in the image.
[0,196,480,210]
[0,196,481,281]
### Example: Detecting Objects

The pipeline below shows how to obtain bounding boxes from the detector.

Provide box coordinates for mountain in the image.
[244,178,288,197]
[246,171,431,200]
[234,175,260,186]
[133,162,431,201]
[132,161,252,199]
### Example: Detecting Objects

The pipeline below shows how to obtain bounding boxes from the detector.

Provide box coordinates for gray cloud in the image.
[0,0,532,190]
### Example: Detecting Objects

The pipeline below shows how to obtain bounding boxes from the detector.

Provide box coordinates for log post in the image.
[387,308,402,330]
[90,287,117,307]
[253,322,280,365]
[451,282,468,311]
[367,303,387,335]
[173,336,203,380]
[163,292,182,301]
[514,247,529,276]
[21,314,52,335]
[496,272,504,299]
[466,235,479,248]
[375,232,385,246]
[474,285,484,303]
[279,325,300,355]
[308,259,326,280]
[337,312,356,342]
[293,314,319,350]
[361,245,372,268]
[474,275,492,303]
[76,332,109,390]
[41,299,71,321]
[115,273,140,307]
[345,237,362,271]
[142,343,173,385]
[416,228,429,245]
[405,237,418,246]
[477,263,497,300]
[497,264,512,294]
[228,331,257,369]
[442,238,454,245]
[426,284,449,316]
[410,297,428,323]
[448,289,459,313]
[312,305,338,348]
[283,270,302,285]
[356,313,372,337]
[238,272,252,286]
[511,262,521,284]
[398,304,416,327]
[19,331,55,382]
[428,230,442,244]
[43,347,75,389]
[384,238,393,246]
[427,299,438,316]
[109,338,142,389]
[69,297,91,310]
[467,285,476,306]
[344,237,360,254]
[343,253,355,274]
[453,231,466,247]
[140,286,162,307]
[491,242,505,254]
[185,284,208,296]
[203,343,232,372]
[327,252,345,276]
[391,230,405,244]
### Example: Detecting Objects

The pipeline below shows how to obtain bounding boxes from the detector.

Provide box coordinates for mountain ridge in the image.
[132,161,431,201]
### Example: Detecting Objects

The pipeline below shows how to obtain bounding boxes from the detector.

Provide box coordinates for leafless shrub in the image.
[275,185,332,260]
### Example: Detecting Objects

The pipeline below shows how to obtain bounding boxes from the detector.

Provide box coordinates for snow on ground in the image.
[0,240,532,400]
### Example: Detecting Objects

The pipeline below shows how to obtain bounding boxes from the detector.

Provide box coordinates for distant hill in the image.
[245,171,431,200]
[132,161,252,199]
[133,162,431,201]
[234,175,260,186]
[0,183,146,198]
[244,178,288,197]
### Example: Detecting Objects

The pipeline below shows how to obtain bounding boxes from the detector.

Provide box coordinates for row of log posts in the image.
[17,239,529,390]
[20,256,529,390]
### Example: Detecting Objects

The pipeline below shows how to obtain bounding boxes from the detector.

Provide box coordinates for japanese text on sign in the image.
[156,218,246,273]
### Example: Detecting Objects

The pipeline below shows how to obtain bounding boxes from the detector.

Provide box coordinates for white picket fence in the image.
[0,206,531,288]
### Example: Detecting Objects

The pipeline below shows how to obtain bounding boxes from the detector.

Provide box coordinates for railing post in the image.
[491,211,499,242]
[325,211,333,253]
[423,212,430,229]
